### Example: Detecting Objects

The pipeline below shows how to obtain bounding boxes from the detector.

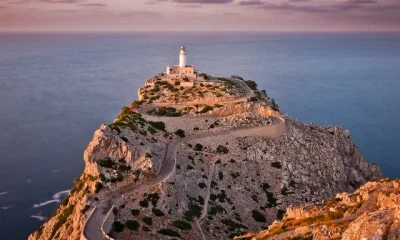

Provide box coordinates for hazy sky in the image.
[1,0,399,31]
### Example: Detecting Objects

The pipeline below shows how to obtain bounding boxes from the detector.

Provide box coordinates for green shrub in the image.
[131,209,140,216]
[139,199,149,208]
[197,105,213,114]
[113,221,125,232]
[150,107,182,117]
[194,144,203,151]
[281,186,288,196]
[252,210,266,222]
[125,220,140,230]
[158,228,181,237]
[216,145,229,154]
[143,216,153,225]
[198,182,206,189]
[171,220,192,230]
[184,203,202,222]
[147,126,157,135]
[209,204,226,215]
[152,208,164,217]
[175,129,185,138]
[94,182,103,193]
[248,96,258,102]
[81,205,90,214]
[261,183,271,193]
[146,192,160,207]
[142,226,151,232]
[118,165,131,172]
[221,219,248,229]
[218,172,223,180]
[96,158,115,169]
[244,80,258,90]
[120,136,129,142]
[148,121,166,131]
[277,209,286,220]
[271,161,282,169]
[271,98,280,112]
[266,191,278,207]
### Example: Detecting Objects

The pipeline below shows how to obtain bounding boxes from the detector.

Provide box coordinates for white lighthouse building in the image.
[179,45,186,67]
[166,45,196,78]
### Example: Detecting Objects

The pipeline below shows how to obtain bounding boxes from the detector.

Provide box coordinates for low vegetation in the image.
[271,161,282,169]
[125,220,140,230]
[148,107,182,117]
[143,217,153,225]
[113,221,125,233]
[252,210,266,222]
[194,143,203,151]
[171,220,192,230]
[158,228,181,238]
[216,145,229,154]
[175,129,185,138]
[184,202,202,222]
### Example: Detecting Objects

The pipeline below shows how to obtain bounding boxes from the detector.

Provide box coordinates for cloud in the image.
[288,0,312,2]
[79,3,106,7]
[174,3,203,8]
[239,0,263,6]
[148,0,233,4]
[259,1,399,14]
[38,0,82,3]
[348,0,377,3]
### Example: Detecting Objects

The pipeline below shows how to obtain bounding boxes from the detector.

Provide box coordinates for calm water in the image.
[0,32,399,239]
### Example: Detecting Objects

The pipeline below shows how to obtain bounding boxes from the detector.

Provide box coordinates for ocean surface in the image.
[0,32,399,239]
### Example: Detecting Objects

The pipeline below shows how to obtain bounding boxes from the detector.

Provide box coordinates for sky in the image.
[0,0,399,32]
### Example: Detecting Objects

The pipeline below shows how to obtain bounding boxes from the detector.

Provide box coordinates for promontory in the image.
[29,46,384,240]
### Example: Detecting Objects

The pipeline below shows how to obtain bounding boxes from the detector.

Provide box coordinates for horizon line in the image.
[1,30,400,34]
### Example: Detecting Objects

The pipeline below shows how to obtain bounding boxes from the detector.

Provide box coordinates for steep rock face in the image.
[83,124,166,176]
[108,118,382,240]
[237,179,400,240]
[28,122,168,240]
[245,117,382,206]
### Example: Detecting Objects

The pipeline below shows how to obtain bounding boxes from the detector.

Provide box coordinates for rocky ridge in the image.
[29,76,382,240]
[236,178,400,240]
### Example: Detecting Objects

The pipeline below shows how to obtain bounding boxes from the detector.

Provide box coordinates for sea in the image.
[0,32,399,239]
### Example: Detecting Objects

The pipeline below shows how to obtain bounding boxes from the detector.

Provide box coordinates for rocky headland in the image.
[29,74,383,240]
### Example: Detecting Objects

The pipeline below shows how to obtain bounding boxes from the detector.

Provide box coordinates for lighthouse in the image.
[179,45,186,67]
[165,45,196,79]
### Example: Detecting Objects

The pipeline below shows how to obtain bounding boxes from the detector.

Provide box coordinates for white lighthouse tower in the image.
[165,45,196,79]
[179,45,186,67]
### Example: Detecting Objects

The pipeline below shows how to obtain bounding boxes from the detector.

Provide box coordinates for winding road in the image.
[82,78,286,240]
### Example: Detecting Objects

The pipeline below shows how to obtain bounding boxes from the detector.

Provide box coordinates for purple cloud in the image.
[148,0,233,4]
[348,0,377,3]
[38,0,82,3]
[260,1,399,14]
[239,0,264,6]
[79,3,106,7]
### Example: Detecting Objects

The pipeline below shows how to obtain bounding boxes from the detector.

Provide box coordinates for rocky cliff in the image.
[28,76,383,240]
[236,178,400,240]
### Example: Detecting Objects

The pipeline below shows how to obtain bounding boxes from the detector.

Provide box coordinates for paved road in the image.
[82,78,285,240]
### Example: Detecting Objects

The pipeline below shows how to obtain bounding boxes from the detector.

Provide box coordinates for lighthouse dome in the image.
[180,45,186,55]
